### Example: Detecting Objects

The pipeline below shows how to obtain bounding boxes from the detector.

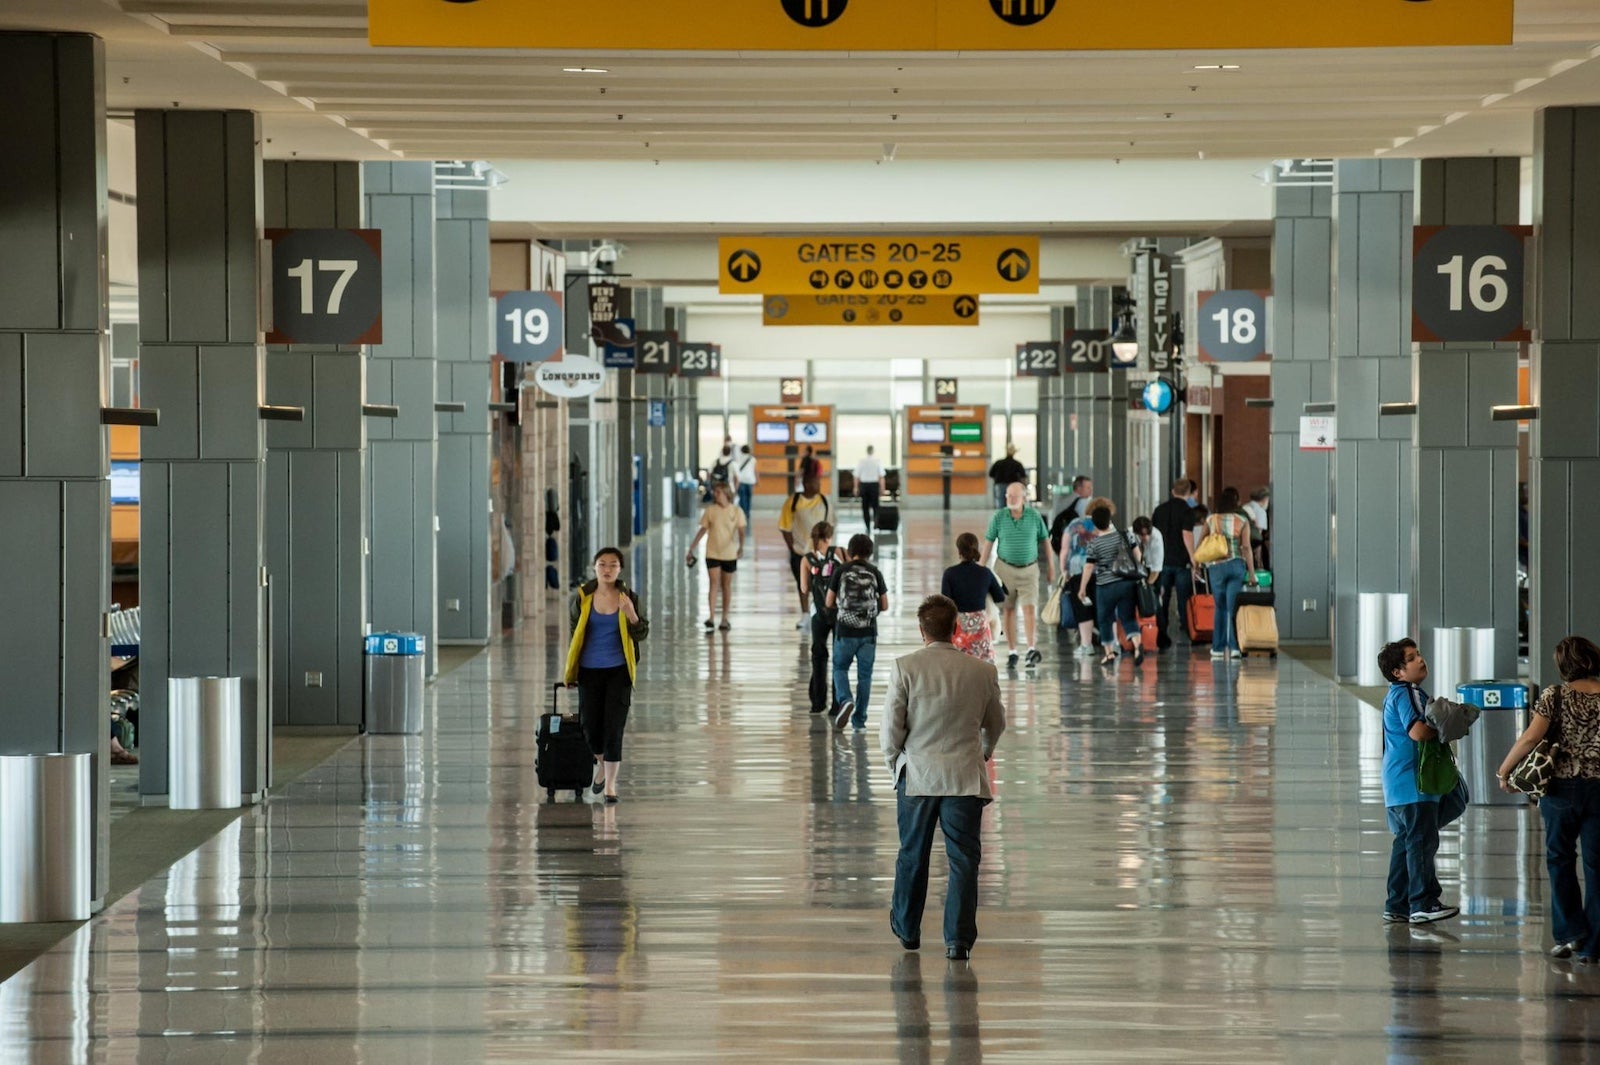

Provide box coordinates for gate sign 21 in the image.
[1412,225,1531,342]
[1196,290,1270,363]
[266,229,383,344]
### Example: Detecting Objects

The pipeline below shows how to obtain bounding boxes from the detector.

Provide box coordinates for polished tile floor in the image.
[3,509,1595,1063]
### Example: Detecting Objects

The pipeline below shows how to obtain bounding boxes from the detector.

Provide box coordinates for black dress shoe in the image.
[897,934,920,951]
[946,945,970,960]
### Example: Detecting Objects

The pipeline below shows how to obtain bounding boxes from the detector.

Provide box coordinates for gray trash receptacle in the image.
[170,677,243,811]
[365,633,425,735]
[1456,680,1528,807]
[674,477,697,519]
[0,753,92,923]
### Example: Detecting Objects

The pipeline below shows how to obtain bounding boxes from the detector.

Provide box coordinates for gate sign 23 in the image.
[266,229,383,344]
[1196,290,1270,363]
[496,291,564,363]
[678,342,722,378]
[1412,225,1531,343]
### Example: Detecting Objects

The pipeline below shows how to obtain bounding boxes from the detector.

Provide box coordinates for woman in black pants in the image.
[564,547,647,803]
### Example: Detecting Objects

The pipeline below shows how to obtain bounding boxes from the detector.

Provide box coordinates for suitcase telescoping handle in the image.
[551,682,570,715]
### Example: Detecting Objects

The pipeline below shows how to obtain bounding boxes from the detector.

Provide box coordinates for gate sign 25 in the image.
[495,291,564,363]
[678,342,722,378]
[1015,341,1060,377]
[1412,225,1531,342]
[266,229,383,344]
[1196,290,1270,363]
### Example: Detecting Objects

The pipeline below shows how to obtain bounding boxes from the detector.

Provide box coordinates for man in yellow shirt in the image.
[779,474,832,628]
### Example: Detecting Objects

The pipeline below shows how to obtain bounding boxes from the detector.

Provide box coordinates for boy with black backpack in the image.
[827,533,889,731]
[798,521,845,715]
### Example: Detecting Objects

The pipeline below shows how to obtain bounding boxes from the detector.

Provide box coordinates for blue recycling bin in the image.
[364,633,426,734]
[1455,680,1529,806]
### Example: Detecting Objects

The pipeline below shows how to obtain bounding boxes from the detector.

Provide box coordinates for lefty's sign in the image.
[722,237,1037,296]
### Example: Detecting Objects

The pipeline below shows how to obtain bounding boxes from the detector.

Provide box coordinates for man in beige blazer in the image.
[881,594,1007,961]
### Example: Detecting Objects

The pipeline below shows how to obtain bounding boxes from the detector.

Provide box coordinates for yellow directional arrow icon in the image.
[728,249,762,283]
[997,249,1031,282]
[954,296,978,318]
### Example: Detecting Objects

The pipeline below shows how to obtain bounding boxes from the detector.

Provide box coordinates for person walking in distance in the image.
[882,594,1007,961]
[987,444,1027,507]
[1056,495,1115,656]
[564,548,648,804]
[731,444,758,523]
[1200,487,1259,659]
[1077,506,1146,667]
[983,482,1054,670]
[799,521,846,715]
[798,444,821,489]
[685,481,746,632]
[1059,474,1093,523]
[1149,478,1201,650]
[828,533,889,731]
[940,532,1007,664]
[856,445,885,530]
[778,475,831,629]
[1242,486,1271,572]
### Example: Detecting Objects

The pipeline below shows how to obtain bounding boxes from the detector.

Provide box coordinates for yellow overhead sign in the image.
[763,293,980,327]
[722,237,1037,296]
[369,0,1512,50]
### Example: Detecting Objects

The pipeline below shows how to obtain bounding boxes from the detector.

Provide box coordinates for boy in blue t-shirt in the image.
[1377,638,1459,925]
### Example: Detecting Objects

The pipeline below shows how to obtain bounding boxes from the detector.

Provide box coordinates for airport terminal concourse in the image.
[4,0,1600,1060]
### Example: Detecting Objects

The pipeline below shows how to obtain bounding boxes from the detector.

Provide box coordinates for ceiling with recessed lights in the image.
[1,0,1598,161]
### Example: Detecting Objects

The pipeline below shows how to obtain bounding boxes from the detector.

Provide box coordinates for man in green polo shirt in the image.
[983,482,1054,670]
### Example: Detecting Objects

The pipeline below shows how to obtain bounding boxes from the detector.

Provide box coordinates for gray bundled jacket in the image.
[1426,697,1480,743]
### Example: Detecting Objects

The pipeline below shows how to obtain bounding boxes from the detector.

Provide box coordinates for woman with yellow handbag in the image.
[1195,487,1258,659]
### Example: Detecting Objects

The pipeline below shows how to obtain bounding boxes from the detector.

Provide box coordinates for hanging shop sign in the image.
[587,282,634,347]
[762,293,980,326]
[1196,290,1271,363]
[720,236,1037,296]
[678,342,722,378]
[265,228,383,344]
[1411,226,1531,343]
[534,354,607,399]
[601,317,637,369]
[495,291,564,363]
[1062,329,1111,373]
[634,330,677,375]
[370,0,1511,51]
[1134,250,1175,373]
[1015,342,1060,378]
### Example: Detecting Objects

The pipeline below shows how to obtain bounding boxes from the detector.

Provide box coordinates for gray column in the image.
[436,188,492,643]
[1070,286,1121,501]
[1414,158,1521,678]
[363,163,438,674]
[0,31,111,904]
[1269,182,1335,643]
[263,162,366,727]
[135,109,267,799]
[1332,160,1415,680]
[1530,108,1600,687]
[635,288,667,528]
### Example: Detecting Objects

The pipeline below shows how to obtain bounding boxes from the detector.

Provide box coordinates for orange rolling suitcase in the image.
[1114,614,1159,653]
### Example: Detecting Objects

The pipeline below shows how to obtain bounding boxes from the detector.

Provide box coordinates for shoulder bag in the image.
[1416,737,1459,796]
[1040,574,1065,626]
[1505,687,1563,798]
[1192,517,1230,566]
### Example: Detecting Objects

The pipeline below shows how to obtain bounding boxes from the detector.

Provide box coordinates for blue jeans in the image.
[1207,557,1248,652]
[1093,578,1139,650]
[833,635,877,727]
[1386,801,1443,915]
[1540,777,1600,954]
[736,483,753,522]
[1155,565,1193,644]
[891,778,985,951]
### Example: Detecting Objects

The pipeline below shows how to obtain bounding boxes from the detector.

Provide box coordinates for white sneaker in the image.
[1073,644,1094,658]
[796,618,808,630]
[1209,649,1226,659]
[1228,649,1242,660]
[1409,904,1459,924]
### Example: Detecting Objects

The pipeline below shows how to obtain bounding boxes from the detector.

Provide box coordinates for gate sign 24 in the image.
[1196,290,1270,363]
[266,229,383,345]
[1412,225,1531,342]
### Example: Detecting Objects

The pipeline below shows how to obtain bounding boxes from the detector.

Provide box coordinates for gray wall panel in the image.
[314,354,365,450]
[139,463,171,793]
[162,113,230,342]
[0,333,21,476]
[25,332,103,477]
[337,449,365,718]
[167,463,232,674]
[199,344,264,460]
[266,352,315,450]
[140,346,199,461]
[0,482,63,754]
[59,481,108,754]
[393,359,435,441]
[287,451,341,724]
[55,37,106,335]
[0,40,63,331]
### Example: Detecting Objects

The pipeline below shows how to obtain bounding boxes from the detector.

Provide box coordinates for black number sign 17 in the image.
[266,228,383,345]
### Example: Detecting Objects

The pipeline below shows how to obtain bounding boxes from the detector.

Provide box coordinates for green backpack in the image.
[1416,738,1459,796]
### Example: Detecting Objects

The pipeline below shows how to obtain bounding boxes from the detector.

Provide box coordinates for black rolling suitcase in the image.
[875,504,901,533]
[537,683,593,801]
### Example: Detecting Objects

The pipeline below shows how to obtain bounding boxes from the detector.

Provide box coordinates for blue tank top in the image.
[580,609,626,669]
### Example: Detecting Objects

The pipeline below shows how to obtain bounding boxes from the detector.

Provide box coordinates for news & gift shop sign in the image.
[371,0,1512,51]
[763,293,979,326]
[722,237,1037,296]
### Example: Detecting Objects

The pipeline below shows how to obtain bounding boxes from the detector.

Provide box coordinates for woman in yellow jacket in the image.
[564,547,647,803]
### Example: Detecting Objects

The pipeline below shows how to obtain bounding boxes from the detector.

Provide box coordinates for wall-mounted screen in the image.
[110,461,140,505]
[794,421,828,445]
[910,422,946,444]
[755,421,791,444]
[949,422,983,444]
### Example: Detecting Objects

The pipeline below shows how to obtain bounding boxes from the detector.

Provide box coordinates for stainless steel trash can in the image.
[1455,680,1528,807]
[1433,627,1496,705]
[1355,592,1411,686]
[674,477,697,519]
[170,677,243,810]
[365,633,425,735]
[0,753,93,922]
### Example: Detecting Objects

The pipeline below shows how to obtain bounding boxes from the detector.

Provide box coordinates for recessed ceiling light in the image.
[1193,64,1241,71]
[563,67,609,74]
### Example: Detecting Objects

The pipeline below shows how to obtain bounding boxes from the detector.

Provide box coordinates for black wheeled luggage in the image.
[537,683,593,801]
[875,504,901,533]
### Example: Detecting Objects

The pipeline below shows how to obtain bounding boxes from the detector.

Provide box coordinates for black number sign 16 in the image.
[1412,225,1531,342]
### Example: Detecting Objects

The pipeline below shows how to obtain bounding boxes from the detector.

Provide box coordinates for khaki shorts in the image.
[993,558,1041,610]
